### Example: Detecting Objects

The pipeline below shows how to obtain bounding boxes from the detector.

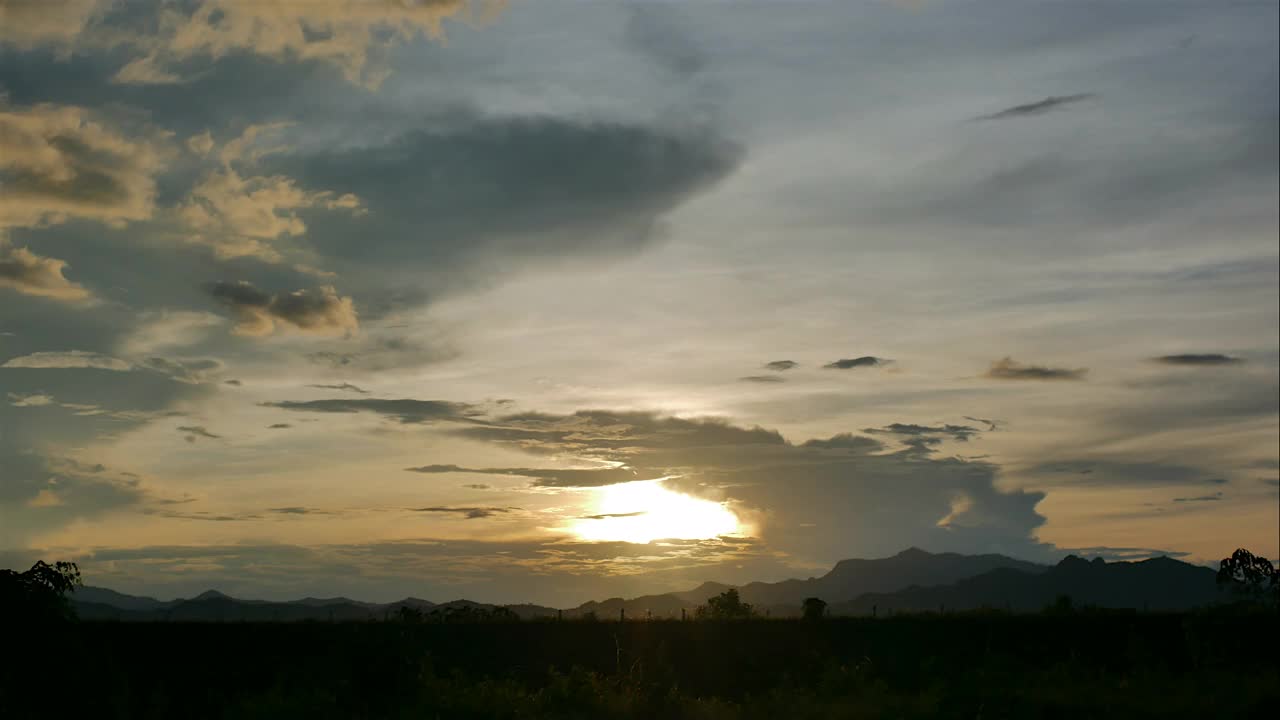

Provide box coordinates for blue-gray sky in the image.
[0,0,1276,606]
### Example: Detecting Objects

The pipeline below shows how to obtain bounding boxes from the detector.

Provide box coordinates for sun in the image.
[568,479,744,544]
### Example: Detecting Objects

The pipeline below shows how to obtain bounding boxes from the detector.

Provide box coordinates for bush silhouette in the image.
[802,597,827,621]
[1217,548,1279,606]
[695,589,755,620]
[0,560,82,621]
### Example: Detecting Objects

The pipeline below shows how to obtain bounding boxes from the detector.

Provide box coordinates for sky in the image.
[0,0,1276,607]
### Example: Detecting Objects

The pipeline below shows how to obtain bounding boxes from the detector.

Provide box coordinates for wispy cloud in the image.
[1153,354,1243,366]
[306,382,370,394]
[824,356,888,370]
[985,357,1087,381]
[977,94,1094,121]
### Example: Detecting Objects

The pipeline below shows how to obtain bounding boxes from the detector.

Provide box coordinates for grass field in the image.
[3,613,1276,719]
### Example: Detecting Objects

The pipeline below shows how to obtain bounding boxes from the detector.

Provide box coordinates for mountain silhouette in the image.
[568,547,1046,618]
[68,548,1223,621]
[835,554,1223,613]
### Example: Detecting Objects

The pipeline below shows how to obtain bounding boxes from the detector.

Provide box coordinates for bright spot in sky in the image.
[569,480,743,544]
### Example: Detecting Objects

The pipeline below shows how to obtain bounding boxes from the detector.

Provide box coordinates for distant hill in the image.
[67,548,1223,621]
[71,590,556,622]
[568,547,1047,618]
[834,555,1224,614]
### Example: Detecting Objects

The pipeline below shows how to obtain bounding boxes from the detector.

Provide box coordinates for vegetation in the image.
[1217,548,1279,606]
[802,597,828,621]
[1,556,1275,718]
[0,560,81,621]
[695,589,755,620]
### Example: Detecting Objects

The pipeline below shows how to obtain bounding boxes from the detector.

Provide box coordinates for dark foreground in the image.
[3,613,1276,719]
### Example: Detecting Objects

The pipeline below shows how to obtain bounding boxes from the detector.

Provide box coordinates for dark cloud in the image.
[272,115,742,313]
[223,379,241,386]
[1153,353,1244,366]
[864,423,980,443]
[1172,492,1223,503]
[801,434,885,453]
[1060,546,1192,561]
[824,356,887,369]
[461,483,490,490]
[763,360,798,372]
[976,94,1094,121]
[406,463,661,488]
[263,398,483,424]
[206,281,358,337]
[963,416,1001,432]
[439,408,1048,562]
[625,3,706,78]
[266,423,291,429]
[177,425,220,442]
[740,375,784,383]
[985,357,1087,381]
[1028,460,1227,488]
[578,512,647,520]
[306,382,369,394]
[410,506,515,520]
[143,509,262,522]
[268,507,328,515]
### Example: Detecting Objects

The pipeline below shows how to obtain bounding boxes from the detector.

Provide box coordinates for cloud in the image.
[578,512,647,520]
[976,93,1094,121]
[824,356,887,369]
[177,425,220,442]
[410,506,515,520]
[740,375,785,384]
[1172,492,1223,503]
[1,350,222,384]
[625,2,706,78]
[406,463,662,488]
[437,408,1047,562]
[111,0,500,89]
[865,420,983,448]
[7,392,54,407]
[273,115,742,313]
[268,506,325,515]
[763,360,798,372]
[135,357,224,384]
[306,382,369,394]
[1060,546,1192,561]
[1154,353,1244,366]
[206,280,358,337]
[179,124,365,262]
[2,350,131,371]
[0,0,100,50]
[1027,460,1229,488]
[264,398,482,424]
[985,357,1087,381]
[963,416,1001,432]
[266,423,292,429]
[0,241,93,302]
[117,311,225,356]
[0,103,164,230]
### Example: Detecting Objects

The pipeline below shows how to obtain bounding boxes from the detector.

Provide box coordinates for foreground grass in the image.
[2,613,1275,719]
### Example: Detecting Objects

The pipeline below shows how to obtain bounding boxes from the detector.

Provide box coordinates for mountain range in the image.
[69,548,1224,622]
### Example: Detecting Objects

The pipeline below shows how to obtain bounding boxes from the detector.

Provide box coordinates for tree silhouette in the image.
[1217,548,1279,605]
[802,597,827,621]
[695,589,755,620]
[0,560,82,621]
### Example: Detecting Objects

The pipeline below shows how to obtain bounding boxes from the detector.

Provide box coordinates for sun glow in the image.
[568,480,744,543]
